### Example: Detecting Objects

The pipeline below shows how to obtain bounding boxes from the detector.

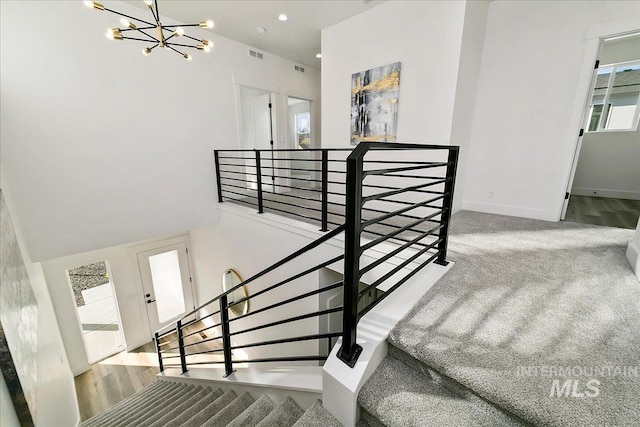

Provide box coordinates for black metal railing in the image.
[155,142,458,373]
[214,148,351,231]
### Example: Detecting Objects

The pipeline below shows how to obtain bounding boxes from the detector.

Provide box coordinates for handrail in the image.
[156,142,458,375]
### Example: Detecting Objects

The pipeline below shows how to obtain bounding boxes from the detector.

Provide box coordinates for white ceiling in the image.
[122,0,385,68]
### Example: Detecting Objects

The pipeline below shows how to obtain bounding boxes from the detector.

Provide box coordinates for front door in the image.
[137,242,195,334]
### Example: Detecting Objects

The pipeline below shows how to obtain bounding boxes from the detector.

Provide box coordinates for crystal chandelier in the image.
[83,0,214,61]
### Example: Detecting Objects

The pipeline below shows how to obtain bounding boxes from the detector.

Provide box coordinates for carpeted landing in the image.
[81,380,341,427]
[359,211,640,426]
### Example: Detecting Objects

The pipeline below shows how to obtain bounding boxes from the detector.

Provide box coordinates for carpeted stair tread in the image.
[82,381,173,427]
[292,400,341,427]
[359,355,523,427]
[161,387,223,427]
[135,385,203,427]
[201,391,255,427]
[117,383,194,427]
[255,396,304,427]
[94,382,185,427]
[227,394,276,427]
[180,389,237,427]
[146,386,210,427]
[387,211,640,426]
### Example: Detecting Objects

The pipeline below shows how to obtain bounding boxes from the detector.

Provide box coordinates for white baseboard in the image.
[72,363,91,376]
[461,201,555,221]
[627,241,640,281]
[571,188,640,200]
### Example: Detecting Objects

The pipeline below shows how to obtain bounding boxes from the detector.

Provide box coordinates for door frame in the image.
[128,235,197,340]
[558,16,640,220]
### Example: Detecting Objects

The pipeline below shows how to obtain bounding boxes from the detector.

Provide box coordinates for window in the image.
[295,112,310,149]
[586,61,640,132]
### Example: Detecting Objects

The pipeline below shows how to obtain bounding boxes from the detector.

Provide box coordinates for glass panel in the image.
[68,261,124,362]
[604,64,640,130]
[148,250,185,323]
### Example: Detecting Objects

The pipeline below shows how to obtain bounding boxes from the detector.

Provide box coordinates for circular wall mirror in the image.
[222,269,249,317]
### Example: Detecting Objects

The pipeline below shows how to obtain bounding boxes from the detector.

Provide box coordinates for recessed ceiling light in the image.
[278,14,288,21]
[256,27,267,34]
[316,53,322,59]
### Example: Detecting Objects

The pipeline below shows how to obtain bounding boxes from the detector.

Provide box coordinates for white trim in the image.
[571,188,640,200]
[627,240,640,281]
[461,200,553,221]
[71,363,92,377]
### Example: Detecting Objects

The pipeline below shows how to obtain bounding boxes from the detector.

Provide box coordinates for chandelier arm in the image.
[165,42,201,50]
[103,7,155,27]
[182,34,204,43]
[136,28,159,42]
[166,44,187,57]
[122,36,159,43]
[154,0,160,22]
[162,24,200,29]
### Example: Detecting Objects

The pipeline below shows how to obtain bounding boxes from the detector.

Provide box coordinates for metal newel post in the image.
[177,321,187,373]
[214,150,223,203]
[435,148,459,266]
[320,149,329,232]
[154,332,164,372]
[255,150,264,214]
[338,144,367,367]
[220,295,235,377]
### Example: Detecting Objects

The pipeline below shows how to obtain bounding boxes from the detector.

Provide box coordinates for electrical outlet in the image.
[487,191,495,200]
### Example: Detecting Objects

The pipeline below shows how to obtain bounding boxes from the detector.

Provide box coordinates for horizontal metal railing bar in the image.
[260,205,323,222]
[360,230,440,276]
[159,354,181,359]
[230,356,328,363]
[179,224,346,320]
[358,252,440,319]
[217,156,254,161]
[159,345,180,353]
[365,142,458,151]
[181,322,222,340]
[229,307,343,337]
[358,243,441,299]
[362,198,444,228]
[221,169,346,186]
[157,338,178,347]
[184,361,225,365]
[182,309,221,329]
[219,177,256,186]
[220,186,256,197]
[363,160,448,166]
[364,197,444,210]
[184,348,224,357]
[156,324,178,336]
[222,196,259,209]
[183,334,223,349]
[229,281,343,323]
[363,163,449,176]
[229,256,345,308]
[215,148,353,153]
[362,228,440,250]
[361,180,447,204]
[362,220,443,252]
[219,169,258,178]
[363,215,443,235]
[260,184,322,198]
[229,332,342,351]
[218,162,258,168]
[260,197,325,214]
[367,173,449,180]
[361,206,429,222]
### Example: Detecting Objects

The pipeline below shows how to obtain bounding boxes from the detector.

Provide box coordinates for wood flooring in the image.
[565,195,640,229]
[74,342,159,422]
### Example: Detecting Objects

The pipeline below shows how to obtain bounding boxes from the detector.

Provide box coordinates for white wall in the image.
[0,0,320,262]
[0,174,79,426]
[572,129,640,199]
[571,34,640,200]
[0,375,20,427]
[321,1,467,149]
[449,1,490,210]
[462,1,640,220]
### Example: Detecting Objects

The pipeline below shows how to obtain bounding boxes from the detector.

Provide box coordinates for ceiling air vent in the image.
[249,50,264,59]
[294,65,305,73]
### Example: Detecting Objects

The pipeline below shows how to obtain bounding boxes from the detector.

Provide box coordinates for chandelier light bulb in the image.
[184,53,192,61]
[142,47,152,56]
[85,1,105,10]
[203,45,211,53]
[144,0,153,6]
[175,27,185,36]
[106,29,114,40]
[120,18,130,27]
[278,14,288,22]
[199,20,214,28]
[84,1,94,8]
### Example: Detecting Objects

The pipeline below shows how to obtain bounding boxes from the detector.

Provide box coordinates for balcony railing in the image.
[156,142,458,374]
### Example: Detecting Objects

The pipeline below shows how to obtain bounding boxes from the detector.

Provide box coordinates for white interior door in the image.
[137,242,194,334]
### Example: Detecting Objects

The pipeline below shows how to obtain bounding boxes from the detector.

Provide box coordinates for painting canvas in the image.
[351,62,401,145]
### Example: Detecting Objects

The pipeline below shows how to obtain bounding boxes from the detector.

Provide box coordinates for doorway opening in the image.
[67,261,124,363]
[136,240,195,336]
[563,32,640,229]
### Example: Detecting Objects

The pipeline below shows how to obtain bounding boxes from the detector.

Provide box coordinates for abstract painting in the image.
[351,62,401,145]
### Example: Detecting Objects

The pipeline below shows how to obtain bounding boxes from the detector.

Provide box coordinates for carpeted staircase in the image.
[358,211,640,426]
[81,380,341,427]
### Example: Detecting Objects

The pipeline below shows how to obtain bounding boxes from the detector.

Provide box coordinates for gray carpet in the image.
[382,211,640,426]
[82,380,339,427]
